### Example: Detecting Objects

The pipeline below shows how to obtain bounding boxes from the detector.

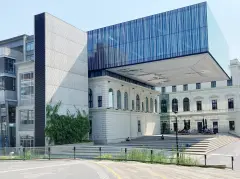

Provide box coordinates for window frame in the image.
[98,96,102,107]
[117,90,121,109]
[228,98,234,109]
[196,83,201,89]
[26,42,34,51]
[211,81,216,88]
[172,98,178,112]
[136,95,140,111]
[183,84,188,91]
[229,121,235,131]
[88,89,93,108]
[196,101,202,111]
[161,87,165,93]
[183,98,190,112]
[161,99,167,113]
[212,99,218,110]
[172,86,176,92]
[137,120,141,132]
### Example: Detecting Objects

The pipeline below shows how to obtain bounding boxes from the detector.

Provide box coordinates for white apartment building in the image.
[159,59,240,137]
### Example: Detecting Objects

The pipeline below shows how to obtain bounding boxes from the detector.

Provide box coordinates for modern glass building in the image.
[88,2,229,87]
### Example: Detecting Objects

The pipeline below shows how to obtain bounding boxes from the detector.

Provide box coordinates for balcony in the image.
[0,47,23,61]
[19,96,34,106]
[19,124,34,131]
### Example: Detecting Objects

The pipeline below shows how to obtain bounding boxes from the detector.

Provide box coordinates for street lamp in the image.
[173,110,179,164]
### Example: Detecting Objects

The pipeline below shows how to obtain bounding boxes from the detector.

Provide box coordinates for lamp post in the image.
[173,111,179,164]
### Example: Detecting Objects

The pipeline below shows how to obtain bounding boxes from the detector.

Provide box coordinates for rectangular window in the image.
[183,84,188,91]
[196,83,201,89]
[138,120,141,132]
[0,77,5,90]
[229,121,235,131]
[228,98,234,109]
[20,136,34,147]
[196,101,202,111]
[20,72,34,105]
[211,81,216,88]
[0,77,15,91]
[227,79,232,86]
[20,110,34,124]
[26,54,34,61]
[212,100,218,110]
[4,57,15,74]
[26,42,34,51]
[161,87,165,93]
[172,86,176,92]
[98,96,102,107]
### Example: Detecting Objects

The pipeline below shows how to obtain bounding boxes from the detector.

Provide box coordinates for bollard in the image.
[48,147,51,160]
[231,156,234,170]
[23,148,26,161]
[73,146,76,159]
[204,154,207,166]
[99,147,102,160]
[125,148,127,161]
[151,150,153,163]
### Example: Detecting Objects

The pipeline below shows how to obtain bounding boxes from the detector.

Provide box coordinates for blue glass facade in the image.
[88,2,210,71]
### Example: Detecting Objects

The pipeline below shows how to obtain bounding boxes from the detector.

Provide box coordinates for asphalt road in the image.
[0,160,239,179]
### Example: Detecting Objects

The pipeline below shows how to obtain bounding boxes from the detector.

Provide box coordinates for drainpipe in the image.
[23,35,27,62]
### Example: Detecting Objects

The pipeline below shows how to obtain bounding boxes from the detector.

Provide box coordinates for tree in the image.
[45,101,90,145]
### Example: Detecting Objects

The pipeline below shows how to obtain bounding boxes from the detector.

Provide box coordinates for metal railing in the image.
[0,146,236,170]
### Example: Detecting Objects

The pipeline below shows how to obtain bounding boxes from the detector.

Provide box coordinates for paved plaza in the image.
[0,160,239,179]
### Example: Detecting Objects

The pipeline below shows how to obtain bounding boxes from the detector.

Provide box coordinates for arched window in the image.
[161,99,167,113]
[172,98,178,112]
[155,99,158,113]
[183,98,190,111]
[136,95,140,111]
[124,92,128,110]
[150,98,153,112]
[142,102,144,112]
[108,88,114,108]
[89,89,93,108]
[117,90,121,109]
[146,97,149,112]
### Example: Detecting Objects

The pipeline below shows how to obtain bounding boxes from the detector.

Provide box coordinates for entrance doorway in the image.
[197,122,203,133]
[213,122,218,134]
[162,123,167,134]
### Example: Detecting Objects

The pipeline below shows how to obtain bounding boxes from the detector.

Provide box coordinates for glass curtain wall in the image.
[88,2,208,71]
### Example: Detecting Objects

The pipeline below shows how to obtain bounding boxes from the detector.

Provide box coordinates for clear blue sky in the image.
[1,0,239,60]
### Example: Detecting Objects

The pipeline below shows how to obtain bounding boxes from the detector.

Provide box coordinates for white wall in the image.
[89,76,160,112]
[44,13,88,115]
[91,109,160,144]
[160,59,240,135]
[89,76,161,144]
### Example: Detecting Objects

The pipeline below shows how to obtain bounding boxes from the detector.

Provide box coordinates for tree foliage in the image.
[45,101,90,145]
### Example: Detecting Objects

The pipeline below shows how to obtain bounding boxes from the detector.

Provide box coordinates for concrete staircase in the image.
[206,134,239,153]
[110,135,213,153]
[49,134,239,158]
[185,134,239,154]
